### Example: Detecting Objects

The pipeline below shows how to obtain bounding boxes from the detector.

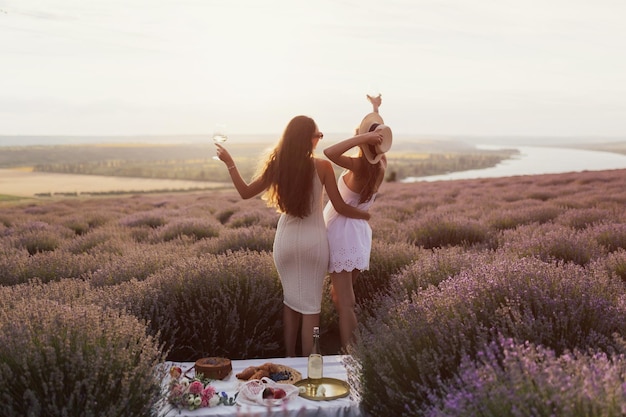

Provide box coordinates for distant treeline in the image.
[31,152,517,183]
[1,142,518,182]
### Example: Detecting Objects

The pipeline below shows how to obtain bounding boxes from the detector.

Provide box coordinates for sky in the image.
[1,0,626,138]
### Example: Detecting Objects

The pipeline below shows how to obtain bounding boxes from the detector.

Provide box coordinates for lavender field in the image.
[1,168,626,416]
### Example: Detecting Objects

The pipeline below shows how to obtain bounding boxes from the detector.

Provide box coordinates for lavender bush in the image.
[0,299,165,417]
[346,256,626,416]
[61,210,112,235]
[194,225,275,254]
[590,222,626,253]
[486,202,561,230]
[119,250,284,360]
[406,212,490,249]
[354,240,418,312]
[391,247,495,298]
[321,241,418,337]
[86,242,186,286]
[152,217,221,242]
[499,223,605,266]
[591,249,626,283]
[11,220,74,255]
[0,168,624,415]
[425,337,626,417]
[62,227,127,255]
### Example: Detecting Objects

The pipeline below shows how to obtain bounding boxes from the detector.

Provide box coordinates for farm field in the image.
[0,168,226,197]
[1,168,625,416]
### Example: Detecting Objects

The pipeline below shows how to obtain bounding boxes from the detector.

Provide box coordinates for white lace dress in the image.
[323,172,376,273]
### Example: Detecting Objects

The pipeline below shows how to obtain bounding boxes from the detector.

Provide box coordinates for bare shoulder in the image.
[314,158,333,183]
[314,158,332,171]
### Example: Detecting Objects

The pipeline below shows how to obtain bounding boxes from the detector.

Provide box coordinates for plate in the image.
[295,377,350,401]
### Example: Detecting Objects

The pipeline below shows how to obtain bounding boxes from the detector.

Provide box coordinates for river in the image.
[403,146,626,182]
[3,145,626,197]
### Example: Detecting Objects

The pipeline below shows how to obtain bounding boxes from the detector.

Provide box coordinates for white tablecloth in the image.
[159,355,363,417]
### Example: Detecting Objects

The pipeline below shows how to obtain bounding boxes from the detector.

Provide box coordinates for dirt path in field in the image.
[0,169,229,197]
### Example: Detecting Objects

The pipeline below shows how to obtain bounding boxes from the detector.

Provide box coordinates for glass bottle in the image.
[307,326,323,381]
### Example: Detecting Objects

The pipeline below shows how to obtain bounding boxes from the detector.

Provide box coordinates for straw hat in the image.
[358,112,393,164]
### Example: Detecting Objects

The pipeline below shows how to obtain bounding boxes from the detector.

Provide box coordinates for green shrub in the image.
[0,299,165,417]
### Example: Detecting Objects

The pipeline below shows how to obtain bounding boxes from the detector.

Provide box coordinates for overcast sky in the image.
[1,0,625,138]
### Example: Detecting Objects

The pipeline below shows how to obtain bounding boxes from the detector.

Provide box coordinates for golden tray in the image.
[295,377,350,401]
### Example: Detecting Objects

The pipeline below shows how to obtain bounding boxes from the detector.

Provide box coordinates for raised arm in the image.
[316,159,370,220]
[215,143,269,199]
[323,131,383,170]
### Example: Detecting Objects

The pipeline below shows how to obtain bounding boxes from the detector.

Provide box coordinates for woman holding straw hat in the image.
[322,94,392,349]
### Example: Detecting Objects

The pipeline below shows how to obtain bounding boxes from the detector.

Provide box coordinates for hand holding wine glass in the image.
[212,124,228,161]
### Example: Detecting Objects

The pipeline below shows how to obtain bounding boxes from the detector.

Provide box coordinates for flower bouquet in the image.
[167,366,236,411]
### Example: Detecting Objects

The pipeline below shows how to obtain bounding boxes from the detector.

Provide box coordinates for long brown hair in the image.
[257,115,316,218]
[355,148,382,204]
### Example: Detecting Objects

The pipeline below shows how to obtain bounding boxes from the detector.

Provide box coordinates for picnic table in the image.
[159,354,363,417]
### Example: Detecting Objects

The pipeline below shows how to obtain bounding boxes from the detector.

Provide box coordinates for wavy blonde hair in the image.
[257,115,316,218]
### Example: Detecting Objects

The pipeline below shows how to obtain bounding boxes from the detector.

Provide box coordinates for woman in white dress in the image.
[215,115,370,357]
[323,95,392,349]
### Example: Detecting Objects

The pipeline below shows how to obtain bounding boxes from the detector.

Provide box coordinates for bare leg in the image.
[330,271,357,349]
[351,269,360,283]
[283,305,300,357]
[301,313,320,356]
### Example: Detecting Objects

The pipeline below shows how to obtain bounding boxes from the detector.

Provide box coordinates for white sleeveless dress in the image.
[273,169,329,314]
[323,172,376,273]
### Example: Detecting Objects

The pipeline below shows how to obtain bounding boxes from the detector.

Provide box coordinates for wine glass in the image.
[212,124,228,161]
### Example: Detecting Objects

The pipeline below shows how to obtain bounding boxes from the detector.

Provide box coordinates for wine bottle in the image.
[307,326,323,381]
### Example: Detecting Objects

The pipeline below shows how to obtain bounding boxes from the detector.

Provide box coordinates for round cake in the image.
[195,357,232,380]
